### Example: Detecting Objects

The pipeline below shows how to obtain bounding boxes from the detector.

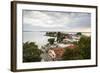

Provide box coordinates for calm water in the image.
[23,31,91,49]
[23,32,55,49]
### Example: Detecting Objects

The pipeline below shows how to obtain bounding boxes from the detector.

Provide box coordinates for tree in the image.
[23,42,42,62]
[78,36,91,59]
[46,32,56,37]
[76,32,82,36]
[62,36,91,60]
[62,48,82,60]
[48,38,55,45]
[57,32,64,43]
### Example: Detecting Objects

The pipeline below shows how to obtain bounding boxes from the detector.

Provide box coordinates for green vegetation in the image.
[62,35,91,60]
[57,32,65,43]
[23,32,91,62]
[23,42,42,62]
[48,38,55,45]
[76,32,82,36]
[62,48,82,60]
[78,36,91,59]
[46,32,66,43]
[46,32,56,37]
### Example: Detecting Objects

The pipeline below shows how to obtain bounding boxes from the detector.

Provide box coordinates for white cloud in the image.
[23,11,70,28]
[23,10,91,32]
[24,17,65,28]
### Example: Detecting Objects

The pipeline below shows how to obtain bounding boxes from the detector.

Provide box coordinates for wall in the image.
[0,0,99,73]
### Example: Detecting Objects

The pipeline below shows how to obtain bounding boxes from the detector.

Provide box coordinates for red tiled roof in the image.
[51,44,76,59]
[52,48,65,58]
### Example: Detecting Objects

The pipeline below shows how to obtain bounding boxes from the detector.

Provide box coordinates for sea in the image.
[23,31,91,49]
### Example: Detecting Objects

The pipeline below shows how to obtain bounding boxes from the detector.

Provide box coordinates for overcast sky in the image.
[23,10,91,32]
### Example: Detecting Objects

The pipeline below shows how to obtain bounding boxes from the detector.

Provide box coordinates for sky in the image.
[23,10,91,32]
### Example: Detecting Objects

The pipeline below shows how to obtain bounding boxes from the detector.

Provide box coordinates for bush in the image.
[62,48,83,60]
[62,36,91,60]
[78,36,91,59]
[76,32,82,36]
[48,38,55,45]
[23,42,42,62]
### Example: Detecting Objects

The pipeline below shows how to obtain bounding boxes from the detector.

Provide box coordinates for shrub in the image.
[48,38,55,45]
[23,42,42,62]
[62,48,83,60]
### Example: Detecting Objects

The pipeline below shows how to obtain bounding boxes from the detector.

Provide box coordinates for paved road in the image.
[40,52,53,61]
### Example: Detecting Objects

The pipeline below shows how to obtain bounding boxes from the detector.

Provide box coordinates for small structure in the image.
[53,48,65,60]
[63,34,81,43]
[48,49,56,59]
[47,47,65,61]
[48,44,77,61]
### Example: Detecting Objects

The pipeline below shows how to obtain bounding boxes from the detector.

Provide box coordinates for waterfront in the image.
[23,31,91,62]
[23,31,91,48]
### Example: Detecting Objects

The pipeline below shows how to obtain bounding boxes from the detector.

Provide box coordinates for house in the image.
[48,44,77,60]
[63,34,81,43]
[53,48,65,60]
[48,49,56,59]
[48,48,64,61]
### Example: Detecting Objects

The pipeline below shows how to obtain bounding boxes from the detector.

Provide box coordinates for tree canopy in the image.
[62,35,91,60]
[23,42,42,62]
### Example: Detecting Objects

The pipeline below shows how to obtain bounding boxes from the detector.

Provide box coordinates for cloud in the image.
[23,10,91,32]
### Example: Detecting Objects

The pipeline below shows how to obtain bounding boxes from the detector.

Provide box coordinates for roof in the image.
[52,48,65,59]
[49,44,76,60]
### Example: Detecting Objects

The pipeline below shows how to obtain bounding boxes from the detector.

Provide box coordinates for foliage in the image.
[78,36,91,59]
[62,36,91,60]
[57,32,65,43]
[48,38,55,45]
[62,47,83,60]
[46,32,66,43]
[23,42,42,62]
[76,32,82,36]
[46,32,57,37]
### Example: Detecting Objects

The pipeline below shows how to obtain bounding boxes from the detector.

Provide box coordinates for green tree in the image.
[48,38,55,45]
[62,36,91,60]
[57,32,64,43]
[78,36,91,59]
[46,32,56,37]
[23,42,42,62]
[62,48,83,60]
[76,32,82,36]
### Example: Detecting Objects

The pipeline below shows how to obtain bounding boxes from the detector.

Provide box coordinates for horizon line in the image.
[23,31,91,33]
